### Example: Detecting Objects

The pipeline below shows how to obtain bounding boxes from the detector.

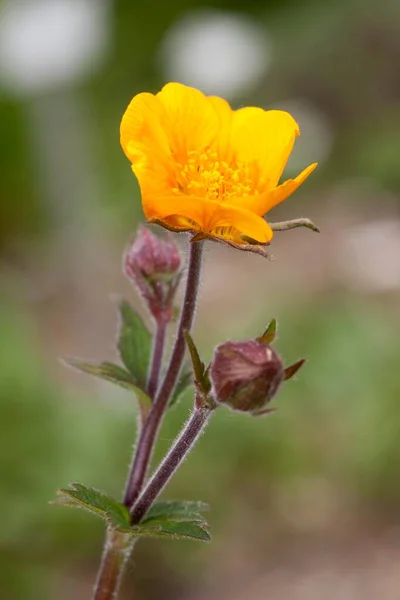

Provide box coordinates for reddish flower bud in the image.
[124,226,181,321]
[211,340,301,416]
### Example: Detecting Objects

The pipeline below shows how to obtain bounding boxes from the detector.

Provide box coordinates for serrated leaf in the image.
[117,300,152,388]
[258,318,277,345]
[169,369,193,407]
[65,358,135,391]
[55,483,131,530]
[65,359,152,412]
[137,519,210,542]
[142,500,209,523]
[55,486,211,543]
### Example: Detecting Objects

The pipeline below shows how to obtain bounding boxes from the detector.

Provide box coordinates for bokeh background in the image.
[1,0,400,598]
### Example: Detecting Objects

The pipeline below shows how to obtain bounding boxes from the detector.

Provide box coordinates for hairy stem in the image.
[131,405,214,524]
[92,528,135,600]
[146,317,167,400]
[123,240,204,508]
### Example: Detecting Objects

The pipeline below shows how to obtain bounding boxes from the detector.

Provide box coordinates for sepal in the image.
[258,318,277,345]
[184,331,214,406]
[270,218,320,233]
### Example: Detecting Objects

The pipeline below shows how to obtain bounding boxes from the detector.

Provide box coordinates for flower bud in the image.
[124,226,181,321]
[210,340,286,415]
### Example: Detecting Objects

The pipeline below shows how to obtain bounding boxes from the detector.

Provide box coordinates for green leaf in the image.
[54,486,211,542]
[117,300,152,388]
[142,500,209,523]
[137,518,210,542]
[169,369,193,407]
[258,318,277,345]
[65,359,152,411]
[65,358,135,391]
[54,483,131,530]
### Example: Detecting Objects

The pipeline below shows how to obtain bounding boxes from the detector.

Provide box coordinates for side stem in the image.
[130,405,214,524]
[146,317,167,400]
[123,240,204,508]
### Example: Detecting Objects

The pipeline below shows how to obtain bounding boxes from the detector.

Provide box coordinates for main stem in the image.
[123,240,203,508]
[93,529,135,600]
[130,405,213,524]
[92,240,203,600]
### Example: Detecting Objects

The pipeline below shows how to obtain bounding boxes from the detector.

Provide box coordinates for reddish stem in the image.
[130,405,213,523]
[123,240,203,508]
[92,529,134,600]
[146,317,167,400]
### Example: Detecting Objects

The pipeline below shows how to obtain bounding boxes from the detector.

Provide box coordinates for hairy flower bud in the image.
[124,226,181,322]
[211,340,301,416]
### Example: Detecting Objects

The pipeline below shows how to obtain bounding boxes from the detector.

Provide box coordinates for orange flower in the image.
[120,82,317,246]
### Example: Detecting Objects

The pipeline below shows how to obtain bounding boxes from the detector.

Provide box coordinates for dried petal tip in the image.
[124,226,181,322]
[210,340,305,416]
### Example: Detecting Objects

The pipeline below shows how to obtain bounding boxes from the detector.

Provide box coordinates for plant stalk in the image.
[123,240,203,508]
[146,317,167,400]
[130,404,214,523]
[92,528,135,600]
[93,239,204,600]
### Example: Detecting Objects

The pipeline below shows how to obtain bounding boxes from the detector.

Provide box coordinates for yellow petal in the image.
[226,162,317,216]
[142,192,210,228]
[257,162,318,215]
[156,82,220,161]
[209,203,273,244]
[120,92,170,166]
[132,162,175,211]
[143,191,273,244]
[230,107,300,190]
[207,95,233,158]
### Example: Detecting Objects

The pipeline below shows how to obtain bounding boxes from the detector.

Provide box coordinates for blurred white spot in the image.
[338,219,400,292]
[158,9,271,98]
[277,99,333,174]
[0,0,110,95]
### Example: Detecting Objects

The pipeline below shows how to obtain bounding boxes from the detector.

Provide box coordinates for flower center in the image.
[174,150,256,201]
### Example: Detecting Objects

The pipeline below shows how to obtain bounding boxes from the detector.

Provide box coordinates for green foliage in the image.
[55,483,131,530]
[143,500,209,522]
[135,499,211,542]
[117,299,152,389]
[136,519,210,542]
[65,359,152,410]
[55,485,211,542]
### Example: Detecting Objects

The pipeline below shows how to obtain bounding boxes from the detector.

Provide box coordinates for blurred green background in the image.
[1,0,400,598]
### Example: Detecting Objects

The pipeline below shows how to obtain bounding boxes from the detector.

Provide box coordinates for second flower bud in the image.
[124,226,181,323]
[210,337,304,416]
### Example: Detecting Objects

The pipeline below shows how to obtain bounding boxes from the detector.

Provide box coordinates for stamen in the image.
[175,150,256,201]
